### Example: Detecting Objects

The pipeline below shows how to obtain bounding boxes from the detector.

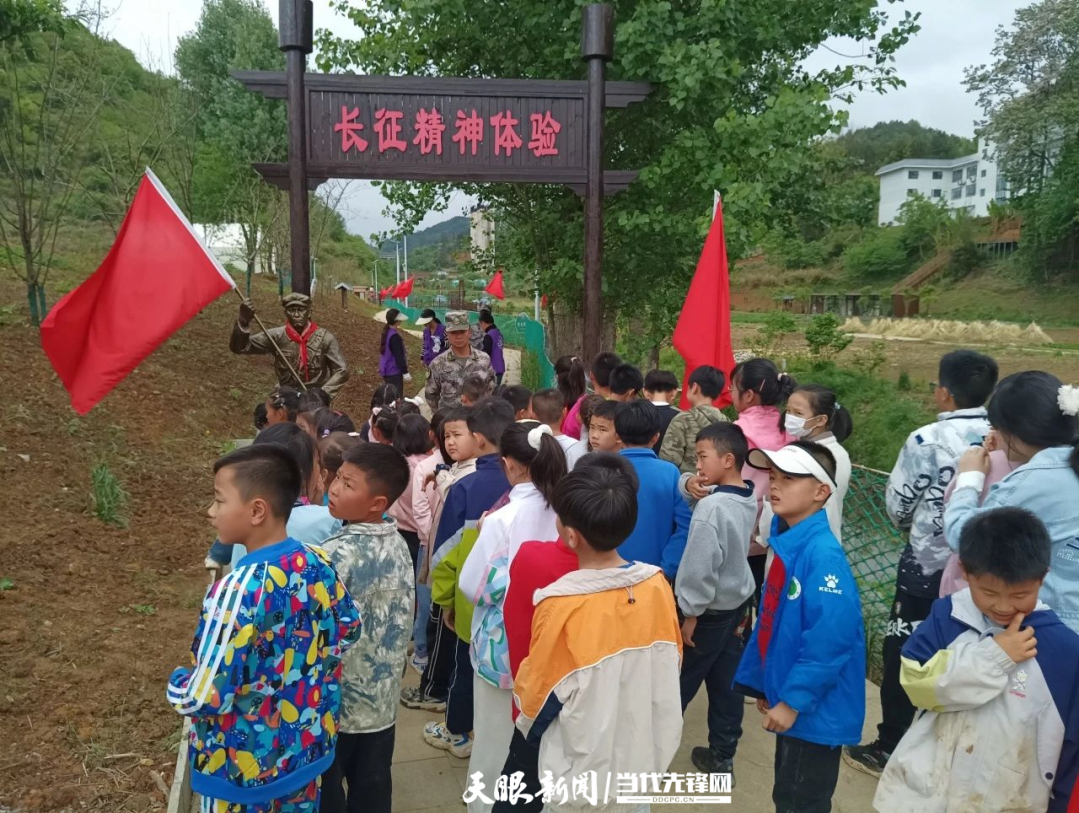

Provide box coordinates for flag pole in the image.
[232,287,310,392]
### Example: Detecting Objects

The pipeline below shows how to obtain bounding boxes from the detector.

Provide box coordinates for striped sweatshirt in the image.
[167,538,362,805]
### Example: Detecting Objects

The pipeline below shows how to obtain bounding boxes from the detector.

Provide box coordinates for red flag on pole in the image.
[379,286,392,300]
[672,197,736,410]
[394,277,415,299]
[41,170,235,414]
[484,269,505,300]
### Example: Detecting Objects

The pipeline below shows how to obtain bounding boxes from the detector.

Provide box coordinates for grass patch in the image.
[90,461,129,528]
[519,349,543,391]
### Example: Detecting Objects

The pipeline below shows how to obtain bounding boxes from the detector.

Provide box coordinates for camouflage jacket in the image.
[320,520,414,733]
[424,347,495,411]
[230,321,350,399]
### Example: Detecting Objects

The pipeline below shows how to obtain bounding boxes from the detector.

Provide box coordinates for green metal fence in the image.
[843,465,905,682]
[383,299,555,389]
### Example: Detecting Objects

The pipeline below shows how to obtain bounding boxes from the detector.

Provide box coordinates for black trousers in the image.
[772,735,841,813]
[383,374,404,395]
[320,726,395,813]
[877,584,936,752]
[743,554,767,646]
[679,604,748,760]
[419,603,454,701]
[495,373,504,387]
[399,529,420,573]
[446,634,475,735]
[491,728,543,813]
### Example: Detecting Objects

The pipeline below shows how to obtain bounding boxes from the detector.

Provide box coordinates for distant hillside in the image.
[834,120,977,173]
[382,215,469,252]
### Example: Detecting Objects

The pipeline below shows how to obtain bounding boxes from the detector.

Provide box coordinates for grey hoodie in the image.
[675,482,758,616]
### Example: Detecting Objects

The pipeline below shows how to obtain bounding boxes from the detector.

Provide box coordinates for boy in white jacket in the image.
[874,507,1079,813]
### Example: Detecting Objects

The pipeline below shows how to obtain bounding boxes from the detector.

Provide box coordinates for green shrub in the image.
[519,349,543,391]
[787,360,933,470]
[756,311,798,354]
[804,313,854,361]
[842,228,912,279]
[91,462,129,528]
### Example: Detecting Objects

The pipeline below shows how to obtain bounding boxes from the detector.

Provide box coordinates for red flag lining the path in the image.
[395,277,415,299]
[41,169,236,414]
[672,197,736,410]
[484,269,505,300]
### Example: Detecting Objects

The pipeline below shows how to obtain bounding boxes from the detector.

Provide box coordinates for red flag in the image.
[484,269,505,300]
[41,170,235,414]
[379,286,392,299]
[672,197,736,410]
[395,277,415,299]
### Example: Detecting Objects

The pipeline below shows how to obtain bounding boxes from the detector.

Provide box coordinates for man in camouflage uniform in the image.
[230,292,350,400]
[425,310,495,412]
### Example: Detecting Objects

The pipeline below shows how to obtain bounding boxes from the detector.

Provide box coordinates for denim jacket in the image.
[944,445,1079,633]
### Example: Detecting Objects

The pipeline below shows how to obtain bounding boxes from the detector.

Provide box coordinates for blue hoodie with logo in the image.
[734,510,866,746]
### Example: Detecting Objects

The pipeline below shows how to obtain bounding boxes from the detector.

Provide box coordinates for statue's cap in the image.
[281,293,312,308]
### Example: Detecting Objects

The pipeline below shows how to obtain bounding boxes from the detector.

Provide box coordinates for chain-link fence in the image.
[843,464,905,682]
[383,299,556,388]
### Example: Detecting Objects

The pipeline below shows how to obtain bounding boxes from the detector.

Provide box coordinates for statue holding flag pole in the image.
[230,293,350,400]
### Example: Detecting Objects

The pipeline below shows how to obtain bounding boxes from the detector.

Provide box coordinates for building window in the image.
[981,169,987,177]
[932,171,943,180]
[967,166,977,178]
[907,188,918,196]
[908,170,919,179]
[932,189,942,198]
[952,170,963,183]
[980,189,986,197]
[951,188,963,200]
[966,184,976,197]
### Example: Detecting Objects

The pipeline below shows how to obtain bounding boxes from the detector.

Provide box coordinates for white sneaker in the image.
[423,721,473,758]
[409,652,428,676]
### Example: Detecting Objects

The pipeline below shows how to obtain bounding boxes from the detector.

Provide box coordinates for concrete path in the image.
[390,670,883,812]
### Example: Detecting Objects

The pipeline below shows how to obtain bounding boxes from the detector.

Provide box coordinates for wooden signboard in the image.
[243,0,648,361]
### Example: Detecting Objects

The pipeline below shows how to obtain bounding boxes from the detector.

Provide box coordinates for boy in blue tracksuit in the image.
[615,400,693,578]
[734,441,865,813]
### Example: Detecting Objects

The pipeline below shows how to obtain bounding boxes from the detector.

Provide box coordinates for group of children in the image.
[171,345,1079,813]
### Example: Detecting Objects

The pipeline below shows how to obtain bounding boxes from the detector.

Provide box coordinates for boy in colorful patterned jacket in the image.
[512,458,684,809]
[320,443,415,813]
[168,445,361,813]
[874,507,1079,812]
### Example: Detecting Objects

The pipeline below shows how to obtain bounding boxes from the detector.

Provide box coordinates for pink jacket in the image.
[388,451,435,534]
[939,449,1012,596]
[562,394,587,440]
[736,406,791,514]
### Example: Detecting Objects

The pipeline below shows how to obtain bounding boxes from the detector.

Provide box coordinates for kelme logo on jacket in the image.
[820,574,843,595]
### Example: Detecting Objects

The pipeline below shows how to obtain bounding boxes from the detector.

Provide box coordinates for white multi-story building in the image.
[875,138,1009,225]
[469,205,494,257]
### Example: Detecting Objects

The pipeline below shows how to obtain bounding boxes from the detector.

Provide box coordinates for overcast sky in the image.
[98,0,1028,241]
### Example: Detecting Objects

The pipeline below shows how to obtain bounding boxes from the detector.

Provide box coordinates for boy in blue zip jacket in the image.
[734,441,865,813]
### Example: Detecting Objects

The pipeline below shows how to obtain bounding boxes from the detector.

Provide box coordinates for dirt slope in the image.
[0,278,420,811]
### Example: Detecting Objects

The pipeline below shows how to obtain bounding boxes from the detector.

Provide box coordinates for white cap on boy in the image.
[746,445,837,493]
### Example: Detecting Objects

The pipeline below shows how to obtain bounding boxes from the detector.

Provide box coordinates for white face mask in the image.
[785,413,815,438]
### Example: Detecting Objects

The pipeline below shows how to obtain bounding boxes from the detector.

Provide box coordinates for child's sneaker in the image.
[423,721,473,758]
[690,747,735,788]
[842,741,890,777]
[408,652,428,676]
[400,686,446,712]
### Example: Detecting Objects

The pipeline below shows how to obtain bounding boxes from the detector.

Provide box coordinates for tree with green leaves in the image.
[0,10,110,325]
[317,0,920,355]
[175,0,287,294]
[966,0,1079,277]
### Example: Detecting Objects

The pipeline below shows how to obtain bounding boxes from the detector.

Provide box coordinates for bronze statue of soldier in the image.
[230,293,350,400]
